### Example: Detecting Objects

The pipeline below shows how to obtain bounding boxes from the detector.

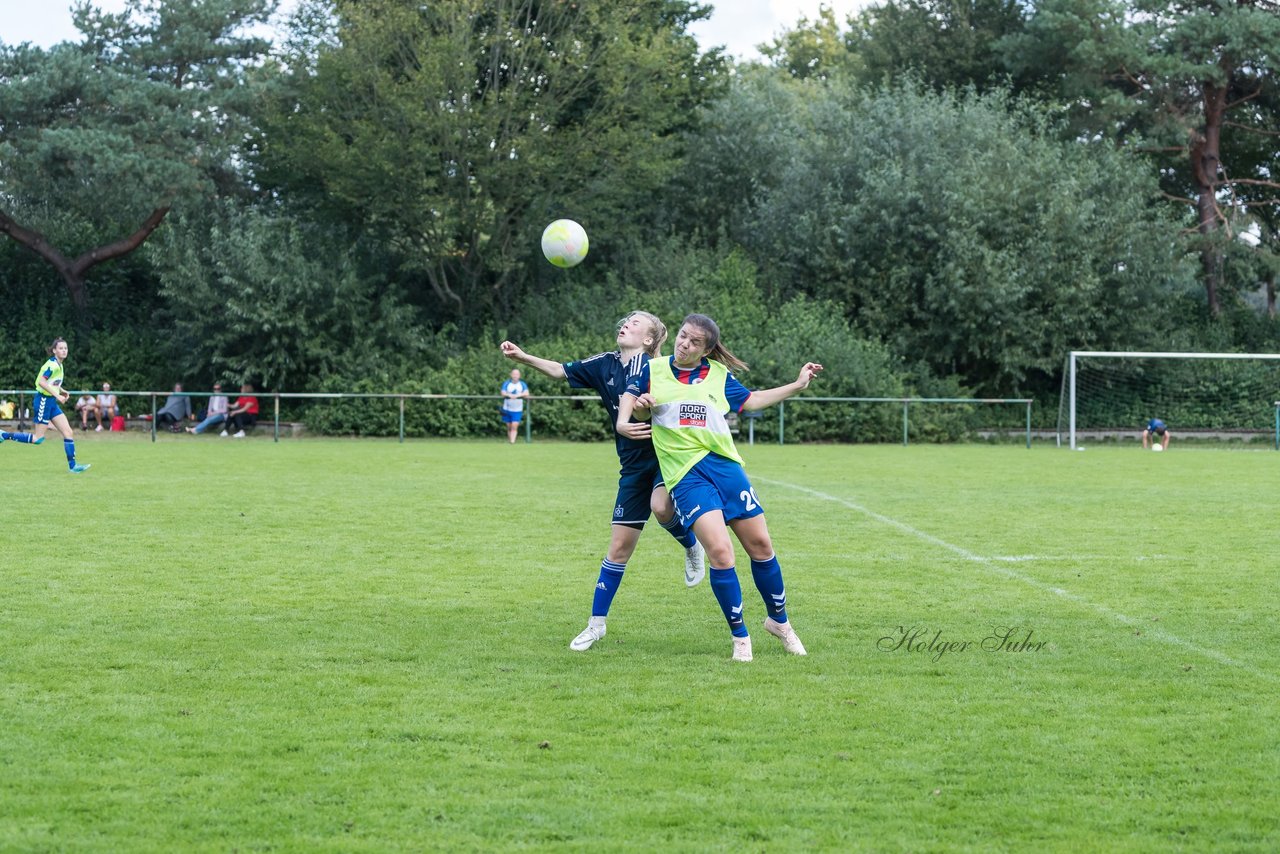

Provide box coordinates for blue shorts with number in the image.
[33,395,62,425]
[501,409,523,423]
[670,453,763,530]
[612,457,665,529]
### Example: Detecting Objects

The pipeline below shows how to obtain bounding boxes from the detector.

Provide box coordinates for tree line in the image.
[2,0,1278,437]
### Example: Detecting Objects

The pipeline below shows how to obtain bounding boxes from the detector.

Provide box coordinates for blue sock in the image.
[64,439,77,469]
[591,560,626,617]
[709,567,747,637]
[4,432,39,444]
[658,514,697,549]
[750,555,788,622]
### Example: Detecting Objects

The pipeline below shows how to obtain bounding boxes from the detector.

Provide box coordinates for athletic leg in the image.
[52,414,88,472]
[651,483,703,587]
[570,524,643,651]
[729,507,805,655]
[4,421,49,444]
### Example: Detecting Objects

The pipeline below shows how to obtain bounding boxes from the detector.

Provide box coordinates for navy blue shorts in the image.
[33,395,63,425]
[671,454,764,530]
[612,458,665,529]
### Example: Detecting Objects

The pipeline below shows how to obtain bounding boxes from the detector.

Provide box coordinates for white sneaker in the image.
[764,617,807,656]
[219,430,229,437]
[233,430,246,438]
[570,620,606,652]
[684,541,706,587]
[732,635,753,662]
[94,425,103,432]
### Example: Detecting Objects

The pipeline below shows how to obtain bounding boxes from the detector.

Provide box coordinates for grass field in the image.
[1,434,1277,852]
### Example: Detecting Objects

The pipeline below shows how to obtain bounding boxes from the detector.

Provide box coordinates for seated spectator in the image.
[75,393,99,430]
[223,383,259,438]
[155,383,193,432]
[95,382,118,432]
[187,382,230,435]
[0,399,14,420]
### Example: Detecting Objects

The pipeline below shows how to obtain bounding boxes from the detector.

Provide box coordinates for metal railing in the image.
[769,396,1034,448]
[3,389,1036,446]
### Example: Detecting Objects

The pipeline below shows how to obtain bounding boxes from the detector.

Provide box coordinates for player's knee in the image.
[706,543,736,568]
[650,494,673,521]
[743,536,774,562]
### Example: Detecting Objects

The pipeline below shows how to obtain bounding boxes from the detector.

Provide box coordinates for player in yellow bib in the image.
[617,314,821,662]
[0,337,90,473]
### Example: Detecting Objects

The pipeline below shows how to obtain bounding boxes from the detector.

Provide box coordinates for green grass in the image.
[2,435,1277,852]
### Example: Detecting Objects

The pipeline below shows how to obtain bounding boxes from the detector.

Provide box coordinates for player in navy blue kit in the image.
[618,314,820,661]
[500,311,705,651]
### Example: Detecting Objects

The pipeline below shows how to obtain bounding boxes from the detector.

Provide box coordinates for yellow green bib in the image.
[649,357,744,488]
[35,357,62,397]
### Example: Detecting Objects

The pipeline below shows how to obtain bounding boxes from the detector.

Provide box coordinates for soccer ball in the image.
[541,219,589,268]
[1152,444,1163,452]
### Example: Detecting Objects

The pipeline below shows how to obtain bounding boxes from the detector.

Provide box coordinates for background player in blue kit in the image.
[1142,417,1171,450]
[1,337,91,473]
[501,311,705,651]
[618,313,820,662]
[500,368,529,444]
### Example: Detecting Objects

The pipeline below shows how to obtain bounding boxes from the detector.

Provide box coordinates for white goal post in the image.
[1061,350,1280,449]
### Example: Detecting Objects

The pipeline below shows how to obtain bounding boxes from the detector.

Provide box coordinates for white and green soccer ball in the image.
[541,219,589,268]
[1152,444,1163,452]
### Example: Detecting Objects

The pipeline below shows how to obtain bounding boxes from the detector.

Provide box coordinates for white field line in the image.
[990,555,1175,563]
[758,477,1278,682]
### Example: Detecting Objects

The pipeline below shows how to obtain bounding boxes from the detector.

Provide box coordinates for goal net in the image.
[1057,351,1280,449]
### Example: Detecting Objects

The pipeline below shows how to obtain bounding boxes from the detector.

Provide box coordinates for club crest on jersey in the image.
[679,403,708,427]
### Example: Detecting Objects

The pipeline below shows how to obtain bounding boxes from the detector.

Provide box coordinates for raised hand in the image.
[795,363,823,389]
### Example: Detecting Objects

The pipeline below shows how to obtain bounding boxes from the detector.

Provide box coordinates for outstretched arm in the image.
[500,341,567,380]
[741,363,823,411]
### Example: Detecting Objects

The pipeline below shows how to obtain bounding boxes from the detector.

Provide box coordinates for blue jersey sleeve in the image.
[563,352,610,391]
[725,372,751,412]
[562,362,587,389]
[625,360,651,397]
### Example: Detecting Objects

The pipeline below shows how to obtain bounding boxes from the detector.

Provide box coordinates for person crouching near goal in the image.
[1143,418,1171,451]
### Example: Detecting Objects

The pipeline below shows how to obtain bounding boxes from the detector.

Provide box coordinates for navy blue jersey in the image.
[563,351,657,468]
[1147,418,1166,433]
[626,357,752,411]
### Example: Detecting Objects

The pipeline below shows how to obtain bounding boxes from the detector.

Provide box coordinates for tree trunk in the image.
[1191,78,1228,316]
[0,206,171,333]
[1267,272,1276,320]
